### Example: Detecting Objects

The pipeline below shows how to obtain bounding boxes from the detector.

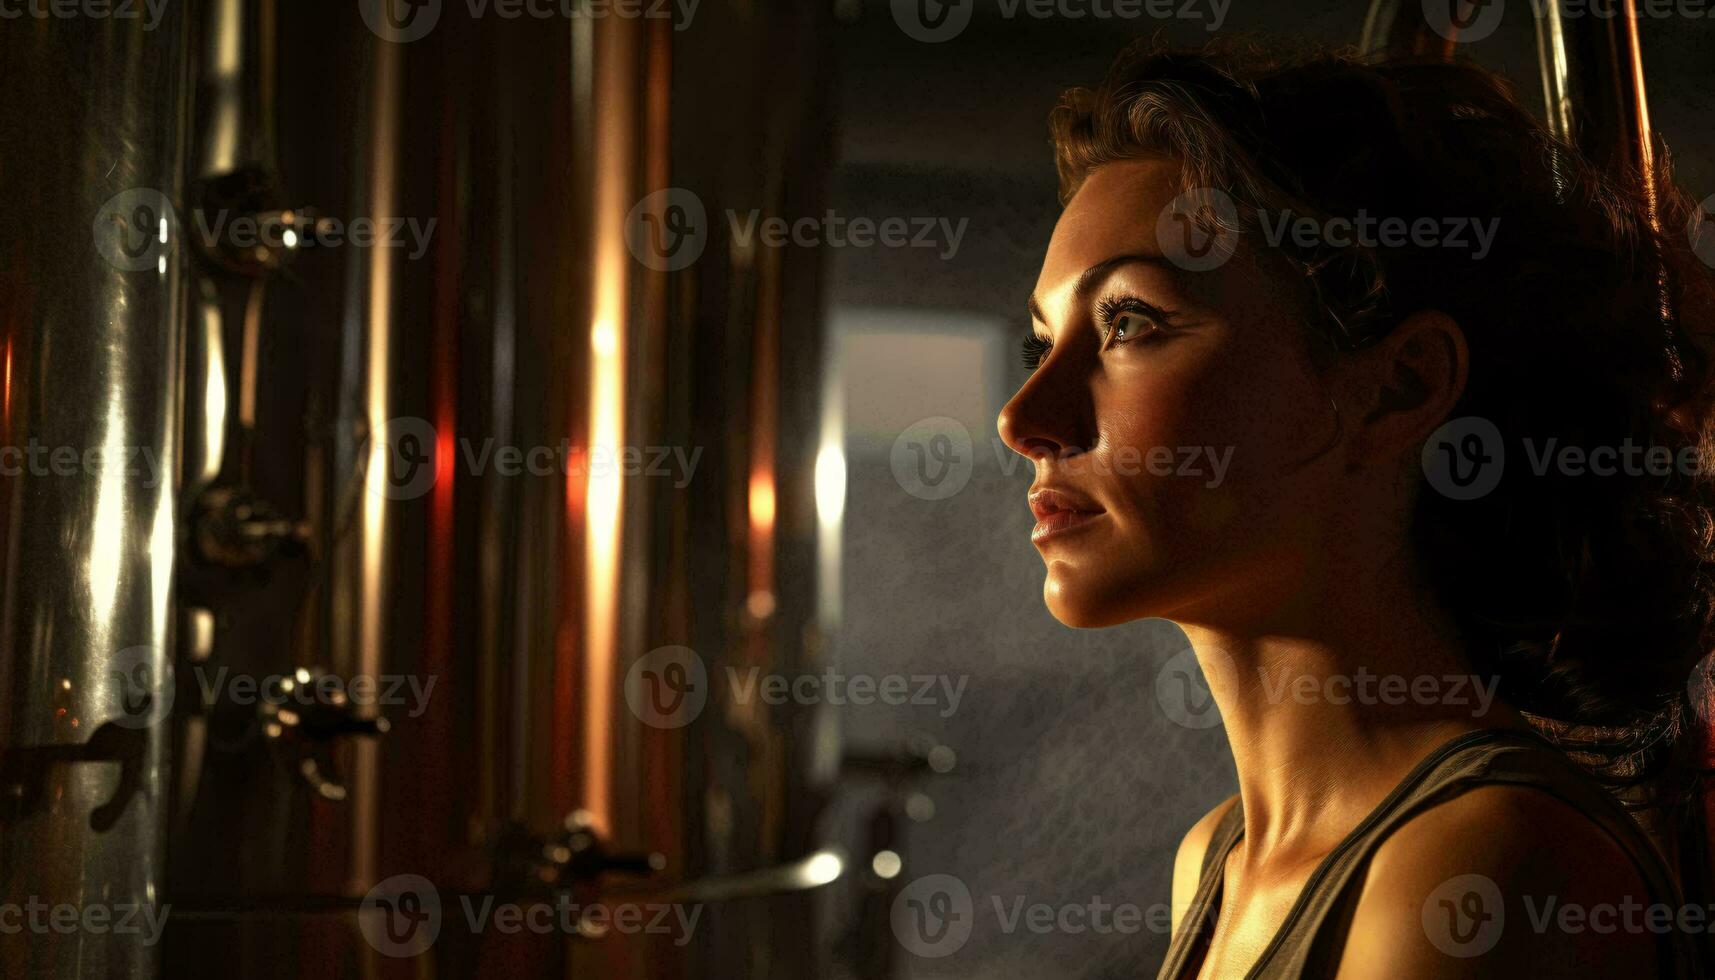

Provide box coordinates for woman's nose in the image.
[997,361,1090,462]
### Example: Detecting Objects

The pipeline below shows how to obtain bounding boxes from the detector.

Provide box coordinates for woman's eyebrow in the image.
[1027,252,1177,326]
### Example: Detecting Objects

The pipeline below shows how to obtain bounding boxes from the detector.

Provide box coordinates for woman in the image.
[997,41,1715,978]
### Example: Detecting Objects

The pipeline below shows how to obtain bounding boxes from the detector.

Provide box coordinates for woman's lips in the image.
[1031,508,1103,544]
[1028,488,1105,545]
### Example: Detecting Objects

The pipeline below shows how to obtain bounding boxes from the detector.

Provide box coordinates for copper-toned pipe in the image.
[579,1,643,846]
[638,6,681,870]
[1535,2,1677,369]
[1542,1,1651,182]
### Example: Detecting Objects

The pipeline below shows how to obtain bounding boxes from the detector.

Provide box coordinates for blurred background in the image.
[0,1,1711,977]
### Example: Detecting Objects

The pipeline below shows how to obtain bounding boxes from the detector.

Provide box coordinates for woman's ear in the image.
[1344,310,1469,460]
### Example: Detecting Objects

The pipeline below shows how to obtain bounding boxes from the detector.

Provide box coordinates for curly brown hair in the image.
[1049,38,1715,863]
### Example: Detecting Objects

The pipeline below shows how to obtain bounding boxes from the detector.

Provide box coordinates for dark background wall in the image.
[817,2,1715,977]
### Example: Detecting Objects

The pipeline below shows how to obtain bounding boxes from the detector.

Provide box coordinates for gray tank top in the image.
[1156,728,1701,978]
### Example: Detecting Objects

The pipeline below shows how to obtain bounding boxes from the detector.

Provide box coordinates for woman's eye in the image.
[1095,297,1176,348]
[1107,310,1155,345]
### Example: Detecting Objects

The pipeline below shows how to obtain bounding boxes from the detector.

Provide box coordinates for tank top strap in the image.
[1255,727,1697,976]
[1156,728,1700,978]
[1201,798,1245,882]
[1157,797,1245,980]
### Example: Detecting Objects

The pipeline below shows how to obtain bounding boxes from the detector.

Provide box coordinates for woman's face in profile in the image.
[999,156,1357,629]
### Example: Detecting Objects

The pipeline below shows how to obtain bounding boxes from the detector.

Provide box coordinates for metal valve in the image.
[258,668,391,801]
[190,485,312,569]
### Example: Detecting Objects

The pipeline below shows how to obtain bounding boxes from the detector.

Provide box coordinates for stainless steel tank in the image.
[2,1,844,977]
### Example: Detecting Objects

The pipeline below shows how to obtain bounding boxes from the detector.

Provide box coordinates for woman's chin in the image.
[1042,568,1160,629]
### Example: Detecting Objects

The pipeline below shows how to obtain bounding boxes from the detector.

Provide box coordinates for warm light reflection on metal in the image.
[745,590,776,621]
[200,301,227,483]
[351,30,401,892]
[240,281,263,431]
[1535,0,1573,143]
[749,472,776,533]
[88,407,129,640]
[205,0,244,173]
[800,850,845,888]
[1621,0,1660,223]
[814,439,845,624]
[149,483,174,636]
[582,16,639,840]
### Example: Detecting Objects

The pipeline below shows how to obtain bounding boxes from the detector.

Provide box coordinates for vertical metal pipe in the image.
[1533,2,1678,366]
[1535,0,1576,146]
[0,10,190,980]
[582,9,642,845]
[346,26,404,898]
[1536,0,1656,182]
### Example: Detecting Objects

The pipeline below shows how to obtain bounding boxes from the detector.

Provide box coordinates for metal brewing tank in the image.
[2,1,844,977]
[0,9,190,979]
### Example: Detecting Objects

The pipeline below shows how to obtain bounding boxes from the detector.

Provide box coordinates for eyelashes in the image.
[1021,294,1179,370]
[1021,333,1053,369]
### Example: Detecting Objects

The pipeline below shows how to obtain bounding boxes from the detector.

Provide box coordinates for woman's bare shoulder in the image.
[1333,784,1666,978]
[1169,794,1240,934]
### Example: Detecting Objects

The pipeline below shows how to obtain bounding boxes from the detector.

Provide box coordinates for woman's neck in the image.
[1176,560,1530,868]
